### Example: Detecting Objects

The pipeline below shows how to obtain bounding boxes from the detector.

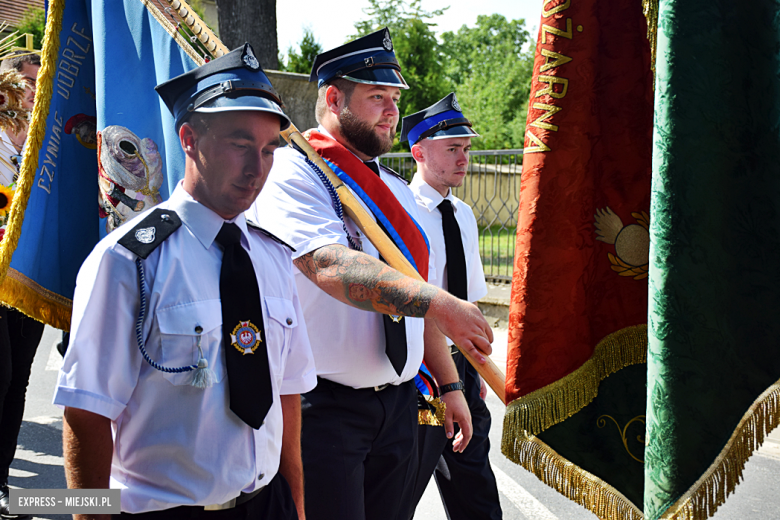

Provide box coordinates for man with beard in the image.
[248,29,494,520]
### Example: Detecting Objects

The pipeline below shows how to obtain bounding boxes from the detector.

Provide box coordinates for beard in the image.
[338,105,395,158]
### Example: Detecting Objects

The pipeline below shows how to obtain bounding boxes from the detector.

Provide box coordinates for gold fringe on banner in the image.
[0,269,72,330]
[502,324,647,438]
[418,396,446,427]
[0,0,66,326]
[505,434,644,520]
[642,0,659,89]
[660,380,780,520]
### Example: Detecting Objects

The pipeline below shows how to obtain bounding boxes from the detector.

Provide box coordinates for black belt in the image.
[204,486,263,511]
[116,486,265,518]
[315,376,398,393]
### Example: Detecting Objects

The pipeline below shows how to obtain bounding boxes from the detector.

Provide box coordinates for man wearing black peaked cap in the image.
[402,94,502,520]
[249,29,494,520]
[54,43,316,519]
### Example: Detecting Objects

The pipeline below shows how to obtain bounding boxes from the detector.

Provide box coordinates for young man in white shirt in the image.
[402,93,502,520]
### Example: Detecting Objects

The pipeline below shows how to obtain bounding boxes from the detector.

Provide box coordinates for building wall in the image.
[267,70,318,132]
[0,0,44,28]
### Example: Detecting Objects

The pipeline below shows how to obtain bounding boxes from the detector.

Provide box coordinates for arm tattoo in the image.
[293,244,437,317]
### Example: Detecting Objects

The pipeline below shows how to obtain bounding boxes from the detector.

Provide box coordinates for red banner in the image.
[506,0,653,426]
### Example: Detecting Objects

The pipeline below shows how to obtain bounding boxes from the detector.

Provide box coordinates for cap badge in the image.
[452,96,461,112]
[135,227,156,244]
[383,31,393,52]
[243,48,261,71]
[231,320,262,355]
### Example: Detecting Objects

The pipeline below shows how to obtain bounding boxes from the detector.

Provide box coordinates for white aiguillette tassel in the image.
[190,326,216,389]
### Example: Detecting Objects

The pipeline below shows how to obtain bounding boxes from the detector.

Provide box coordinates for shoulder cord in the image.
[305,157,362,251]
[134,257,195,373]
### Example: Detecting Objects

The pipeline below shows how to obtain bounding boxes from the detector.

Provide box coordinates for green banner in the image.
[645,1,780,518]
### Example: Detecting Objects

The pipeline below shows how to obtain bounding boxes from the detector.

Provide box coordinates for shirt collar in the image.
[167,181,252,251]
[410,174,455,214]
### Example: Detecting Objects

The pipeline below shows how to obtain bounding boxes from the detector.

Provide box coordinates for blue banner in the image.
[0,0,197,329]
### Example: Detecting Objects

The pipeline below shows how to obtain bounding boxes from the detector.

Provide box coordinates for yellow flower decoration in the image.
[0,184,14,215]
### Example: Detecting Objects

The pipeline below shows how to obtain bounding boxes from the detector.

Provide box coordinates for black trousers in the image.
[302,377,418,520]
[408,353,502,520]
[113,473,297,519]
[0,307,44,483]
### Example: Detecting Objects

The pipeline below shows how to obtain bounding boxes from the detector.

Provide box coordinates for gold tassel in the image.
[503,434,644,520]
[502,324,647,438]
[0,0,65,327]
[418,396,446,427]
[660,380,780,520]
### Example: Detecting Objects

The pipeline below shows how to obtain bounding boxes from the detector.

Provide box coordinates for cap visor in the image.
[343,68,409,89]
[193,95,290,130]
[426,126,480,140]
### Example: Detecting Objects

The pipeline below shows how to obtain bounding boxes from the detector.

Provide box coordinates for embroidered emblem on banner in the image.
[383,30,393,51]
[230,320,262,355]
[594,207,650,280]
[135,227,156,244]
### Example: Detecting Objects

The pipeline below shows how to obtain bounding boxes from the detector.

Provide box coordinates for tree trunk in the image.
[215,0,278,69]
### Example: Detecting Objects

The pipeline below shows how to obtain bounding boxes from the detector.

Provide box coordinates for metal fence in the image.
[380,150,523,283]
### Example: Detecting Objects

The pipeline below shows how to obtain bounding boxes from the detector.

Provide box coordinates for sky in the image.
[276,0,544,58]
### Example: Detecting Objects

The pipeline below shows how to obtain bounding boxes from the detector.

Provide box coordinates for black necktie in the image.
[438,199,468,301]
[216,223,273,429]
[364,161,406,375]
[364,160,381,177]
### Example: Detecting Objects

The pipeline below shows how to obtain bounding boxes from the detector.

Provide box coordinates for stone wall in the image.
[266,70,318,131]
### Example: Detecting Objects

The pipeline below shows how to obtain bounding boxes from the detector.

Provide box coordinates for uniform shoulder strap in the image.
[379,163,409,185]
[117,208,182,259]
[246,219,296,252]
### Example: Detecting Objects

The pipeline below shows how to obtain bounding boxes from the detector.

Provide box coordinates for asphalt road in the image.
[9,326,780,519]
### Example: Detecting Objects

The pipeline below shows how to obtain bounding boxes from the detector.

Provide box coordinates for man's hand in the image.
[428,292,493,362]
[441,389,472,452]
[479,375,488,400]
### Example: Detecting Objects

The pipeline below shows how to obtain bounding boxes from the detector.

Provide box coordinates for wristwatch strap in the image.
[439,381,465,395]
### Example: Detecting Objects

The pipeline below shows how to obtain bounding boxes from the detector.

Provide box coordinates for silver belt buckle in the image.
[374,383,390,392]
[204,497,237,511]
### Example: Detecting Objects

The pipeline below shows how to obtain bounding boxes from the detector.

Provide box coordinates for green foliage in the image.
[440,15,535,150]
[282,28,323,74]
[16,7,45,50]
[188,0,208,21]
[352,0,447,39]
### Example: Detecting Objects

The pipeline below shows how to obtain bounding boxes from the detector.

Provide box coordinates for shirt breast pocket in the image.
[264,297,298,376]
[157,300,226,386]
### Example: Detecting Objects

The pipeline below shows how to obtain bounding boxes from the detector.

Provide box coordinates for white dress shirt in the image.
[410,175,487,346]
[53,183,317,513]
[247,127,427,389]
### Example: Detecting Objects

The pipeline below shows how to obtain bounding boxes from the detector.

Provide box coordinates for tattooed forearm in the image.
[293,244,438,317]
